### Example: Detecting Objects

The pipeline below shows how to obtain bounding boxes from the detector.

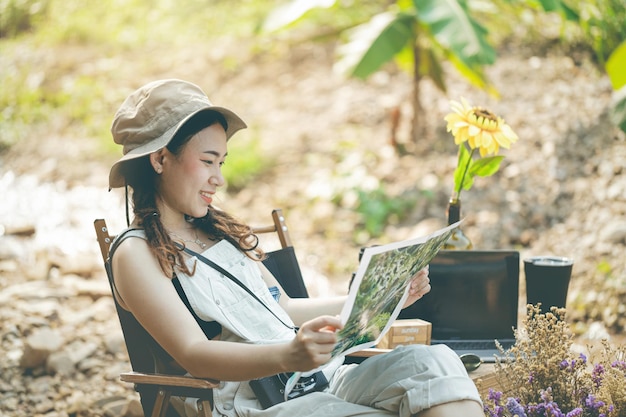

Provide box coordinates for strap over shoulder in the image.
[107,228,145,264]
[105,228,146,306]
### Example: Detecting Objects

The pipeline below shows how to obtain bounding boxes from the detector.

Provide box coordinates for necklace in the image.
[169,229,207,250]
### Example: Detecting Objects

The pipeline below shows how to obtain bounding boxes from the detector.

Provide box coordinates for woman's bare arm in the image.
[112,237,340,380]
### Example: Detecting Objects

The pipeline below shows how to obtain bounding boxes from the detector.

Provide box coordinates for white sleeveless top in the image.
[174,238,297,344]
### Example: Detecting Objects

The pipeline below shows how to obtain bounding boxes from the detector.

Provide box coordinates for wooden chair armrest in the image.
[120,372,220,389]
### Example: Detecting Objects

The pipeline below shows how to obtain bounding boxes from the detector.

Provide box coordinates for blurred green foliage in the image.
[263,0,499,144]
[570,0,626,66]
[0,0,49,38]
[1,0,280,45]
[222,134,272,192]
[1,0,624,182]
[607,41,626,133]
[261,0,626,143]
[0,0,277,180]
[354,186,418,238]
[491,0,626,67]
[0,65,69,150]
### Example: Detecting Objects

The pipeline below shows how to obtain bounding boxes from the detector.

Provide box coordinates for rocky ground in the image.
[0,39,625,416]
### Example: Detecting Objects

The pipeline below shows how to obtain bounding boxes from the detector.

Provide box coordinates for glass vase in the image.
[444,196,473,250]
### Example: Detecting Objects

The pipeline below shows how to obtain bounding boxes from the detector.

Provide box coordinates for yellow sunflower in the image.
[444,97,518,157]
[444,97,519,199]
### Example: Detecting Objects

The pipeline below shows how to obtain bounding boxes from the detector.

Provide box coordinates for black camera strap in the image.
[183,247,297,332]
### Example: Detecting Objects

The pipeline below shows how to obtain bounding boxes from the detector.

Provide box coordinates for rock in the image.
[19,328,64,369]
[27,375,55,394]
[0,223,36,236]
[1,394,19,412]
[22,254,52,281]
[103,362,129,381]
[94,396,133,417]
[0,236,25,260]
[34,398,55,414]
[583,321,611,341]
[69,340,98,364]
[66,391,90,414]
[53,252,102,277]
[601,221,626,245]
[104,333,126,355]
[122,398,144,417]
[60,274,111,299]
[46,350,76,375]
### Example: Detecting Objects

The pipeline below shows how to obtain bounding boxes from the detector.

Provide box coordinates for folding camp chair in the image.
[94,209,305,417]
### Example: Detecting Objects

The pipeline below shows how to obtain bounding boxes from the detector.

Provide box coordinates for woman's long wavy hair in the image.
[119,110,264,277]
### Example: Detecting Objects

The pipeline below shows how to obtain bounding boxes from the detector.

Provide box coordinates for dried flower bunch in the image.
[484,304,626,417]
[444,97,518,200]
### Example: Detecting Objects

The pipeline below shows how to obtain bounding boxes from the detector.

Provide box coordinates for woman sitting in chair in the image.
[107,79,483,417]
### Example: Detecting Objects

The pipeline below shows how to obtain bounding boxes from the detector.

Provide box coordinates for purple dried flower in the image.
[610,360,626,371]
[484,389,505,417]
[487,389,503,403]
[592,364,605,388]
[506,398,527,417]
[579,353,587,364]
[545,402,565,417]
[483,405,500,417]
[566,408,583,417]
[560,359,570,370]
[584,394,605,410]
[528,404,542,416]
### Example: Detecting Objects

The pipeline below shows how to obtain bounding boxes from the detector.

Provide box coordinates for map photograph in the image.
[332,223,458,357]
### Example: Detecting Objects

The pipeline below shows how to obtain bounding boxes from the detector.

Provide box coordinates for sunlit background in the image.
[1,0,625,414]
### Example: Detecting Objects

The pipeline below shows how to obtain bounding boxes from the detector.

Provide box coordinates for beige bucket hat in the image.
[108,79,247,188]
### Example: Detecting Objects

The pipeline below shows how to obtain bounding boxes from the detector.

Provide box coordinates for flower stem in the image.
[455,146,476,199]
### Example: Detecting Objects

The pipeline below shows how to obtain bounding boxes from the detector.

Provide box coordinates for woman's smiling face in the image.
[154,122,228,224]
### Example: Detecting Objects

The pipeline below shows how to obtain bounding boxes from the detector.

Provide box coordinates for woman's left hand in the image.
[402,266,430,308]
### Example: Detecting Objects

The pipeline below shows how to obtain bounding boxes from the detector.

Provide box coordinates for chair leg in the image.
[197,399,213,417]
[152,389,172,417]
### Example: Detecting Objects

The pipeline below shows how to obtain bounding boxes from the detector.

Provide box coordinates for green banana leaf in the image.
[414,0,496,67]
[265,0,497,96]
[420,46,447,92]
[606,41,626,134]
[444,48,498,96]
[336,12,415,79]
[262,0,336,32]
[535,0,579,20]
[606,41,626,90]
[336,0,495,88]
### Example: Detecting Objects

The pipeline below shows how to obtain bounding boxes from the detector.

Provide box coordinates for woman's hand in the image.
[283,315,343,372]
[402,266,430,308]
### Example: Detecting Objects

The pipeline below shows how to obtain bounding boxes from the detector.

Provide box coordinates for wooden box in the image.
[377,319,431,349]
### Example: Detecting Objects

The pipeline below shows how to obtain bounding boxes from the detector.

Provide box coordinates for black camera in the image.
[249,371,328,409]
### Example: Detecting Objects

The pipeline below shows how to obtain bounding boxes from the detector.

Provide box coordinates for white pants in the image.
[185,344,482,417]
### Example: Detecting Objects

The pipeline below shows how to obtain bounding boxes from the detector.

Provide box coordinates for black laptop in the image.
[399,250,520,363]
